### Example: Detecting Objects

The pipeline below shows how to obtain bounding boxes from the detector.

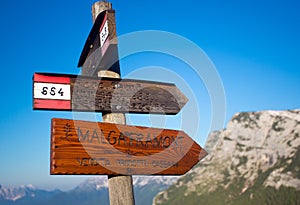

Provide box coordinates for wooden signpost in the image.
[33,1,207,204]
[33,73,188,114]
[51,118,207,175]
[78,9,120,76]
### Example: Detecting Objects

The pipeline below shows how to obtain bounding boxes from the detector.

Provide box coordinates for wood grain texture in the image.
[92,2,112,23]
[33,73,188,114]
[91,4,135,204]
[107,176,135,205]
[50,118,207,175]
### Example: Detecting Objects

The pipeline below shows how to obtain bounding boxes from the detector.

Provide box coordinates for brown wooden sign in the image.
[78,9,120,75]
[51,118,207,175]
[33,73,188,115]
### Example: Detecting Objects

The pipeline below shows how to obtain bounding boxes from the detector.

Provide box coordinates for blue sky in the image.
[0,0,299,190]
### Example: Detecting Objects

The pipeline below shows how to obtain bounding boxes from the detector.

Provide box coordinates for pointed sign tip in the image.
[179,96,189,110]
[199,148,208,161]
[172,86,188,110]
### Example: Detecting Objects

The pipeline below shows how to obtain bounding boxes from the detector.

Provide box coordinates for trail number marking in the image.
[100,20,109,47]
[34,83,71,100]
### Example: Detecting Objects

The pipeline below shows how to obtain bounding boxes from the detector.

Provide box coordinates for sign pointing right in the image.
[33,73,188,115]
[51,118,207,175]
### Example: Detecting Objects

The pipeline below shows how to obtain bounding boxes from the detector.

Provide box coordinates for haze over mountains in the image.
[1,109,299,205]
[0,176,178,205]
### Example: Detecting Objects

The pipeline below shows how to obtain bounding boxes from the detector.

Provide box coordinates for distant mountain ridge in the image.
[153,109,300,205]
[3,109,300,205]
[0,176,178,205]
[0,184,36,201]
[0,184,61,205]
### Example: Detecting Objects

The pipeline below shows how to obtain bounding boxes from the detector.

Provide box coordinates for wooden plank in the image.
[33,73,188,115]
[78,9,120,76]
[51,118,207,175]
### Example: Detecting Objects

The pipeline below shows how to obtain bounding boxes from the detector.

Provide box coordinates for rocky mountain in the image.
[133,176,178,205]
[48,176,178,205]
[153,110,300,205]
[0,184,35,202]
[0,185,61,205]
[0,176,177,205]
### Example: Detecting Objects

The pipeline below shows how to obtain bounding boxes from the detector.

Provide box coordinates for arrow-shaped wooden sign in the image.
[51,118,207,175]
[33,73,188,115]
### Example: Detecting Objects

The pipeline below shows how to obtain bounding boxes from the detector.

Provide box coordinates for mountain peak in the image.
[0,184,37,201]
[133,176,178,187]
[75,176,178,190]
[154,109,300,205]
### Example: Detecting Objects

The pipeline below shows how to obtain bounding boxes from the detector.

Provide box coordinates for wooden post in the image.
[92,1,135,205]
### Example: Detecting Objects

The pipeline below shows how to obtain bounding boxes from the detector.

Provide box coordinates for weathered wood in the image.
[92,3,134,205]
[92,1,112,23]
[107,176,134,205]
[33,73,188,114]
[50,118,207,175]
[78,9,120,75]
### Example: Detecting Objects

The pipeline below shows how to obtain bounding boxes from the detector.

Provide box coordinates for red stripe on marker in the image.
[99,13,108,32]
[34,99,71,110]
[34,74,70,84]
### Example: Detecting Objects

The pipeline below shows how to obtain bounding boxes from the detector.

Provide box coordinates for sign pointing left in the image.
[33,73,188,115]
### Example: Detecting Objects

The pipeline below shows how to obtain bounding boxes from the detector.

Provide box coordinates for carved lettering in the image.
[90,129,100,143]
[118,132,127,146]
[77,127,90,142]
[77,158,111,167]
[64,123,72,140]
[136,134,145,147]
[151,160,178,168]
[145,134,153,148]
[107,131,117,145]
[117,159,148,167]
[163,136,171,148]
[101,129,108,144]
[172,136,184,150]
[76,127,184,150]
[153,137,163,148]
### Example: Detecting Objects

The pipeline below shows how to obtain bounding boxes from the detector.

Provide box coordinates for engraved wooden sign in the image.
[33,73,188,115]
[78,9,120,75]
[51,118,207,175]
